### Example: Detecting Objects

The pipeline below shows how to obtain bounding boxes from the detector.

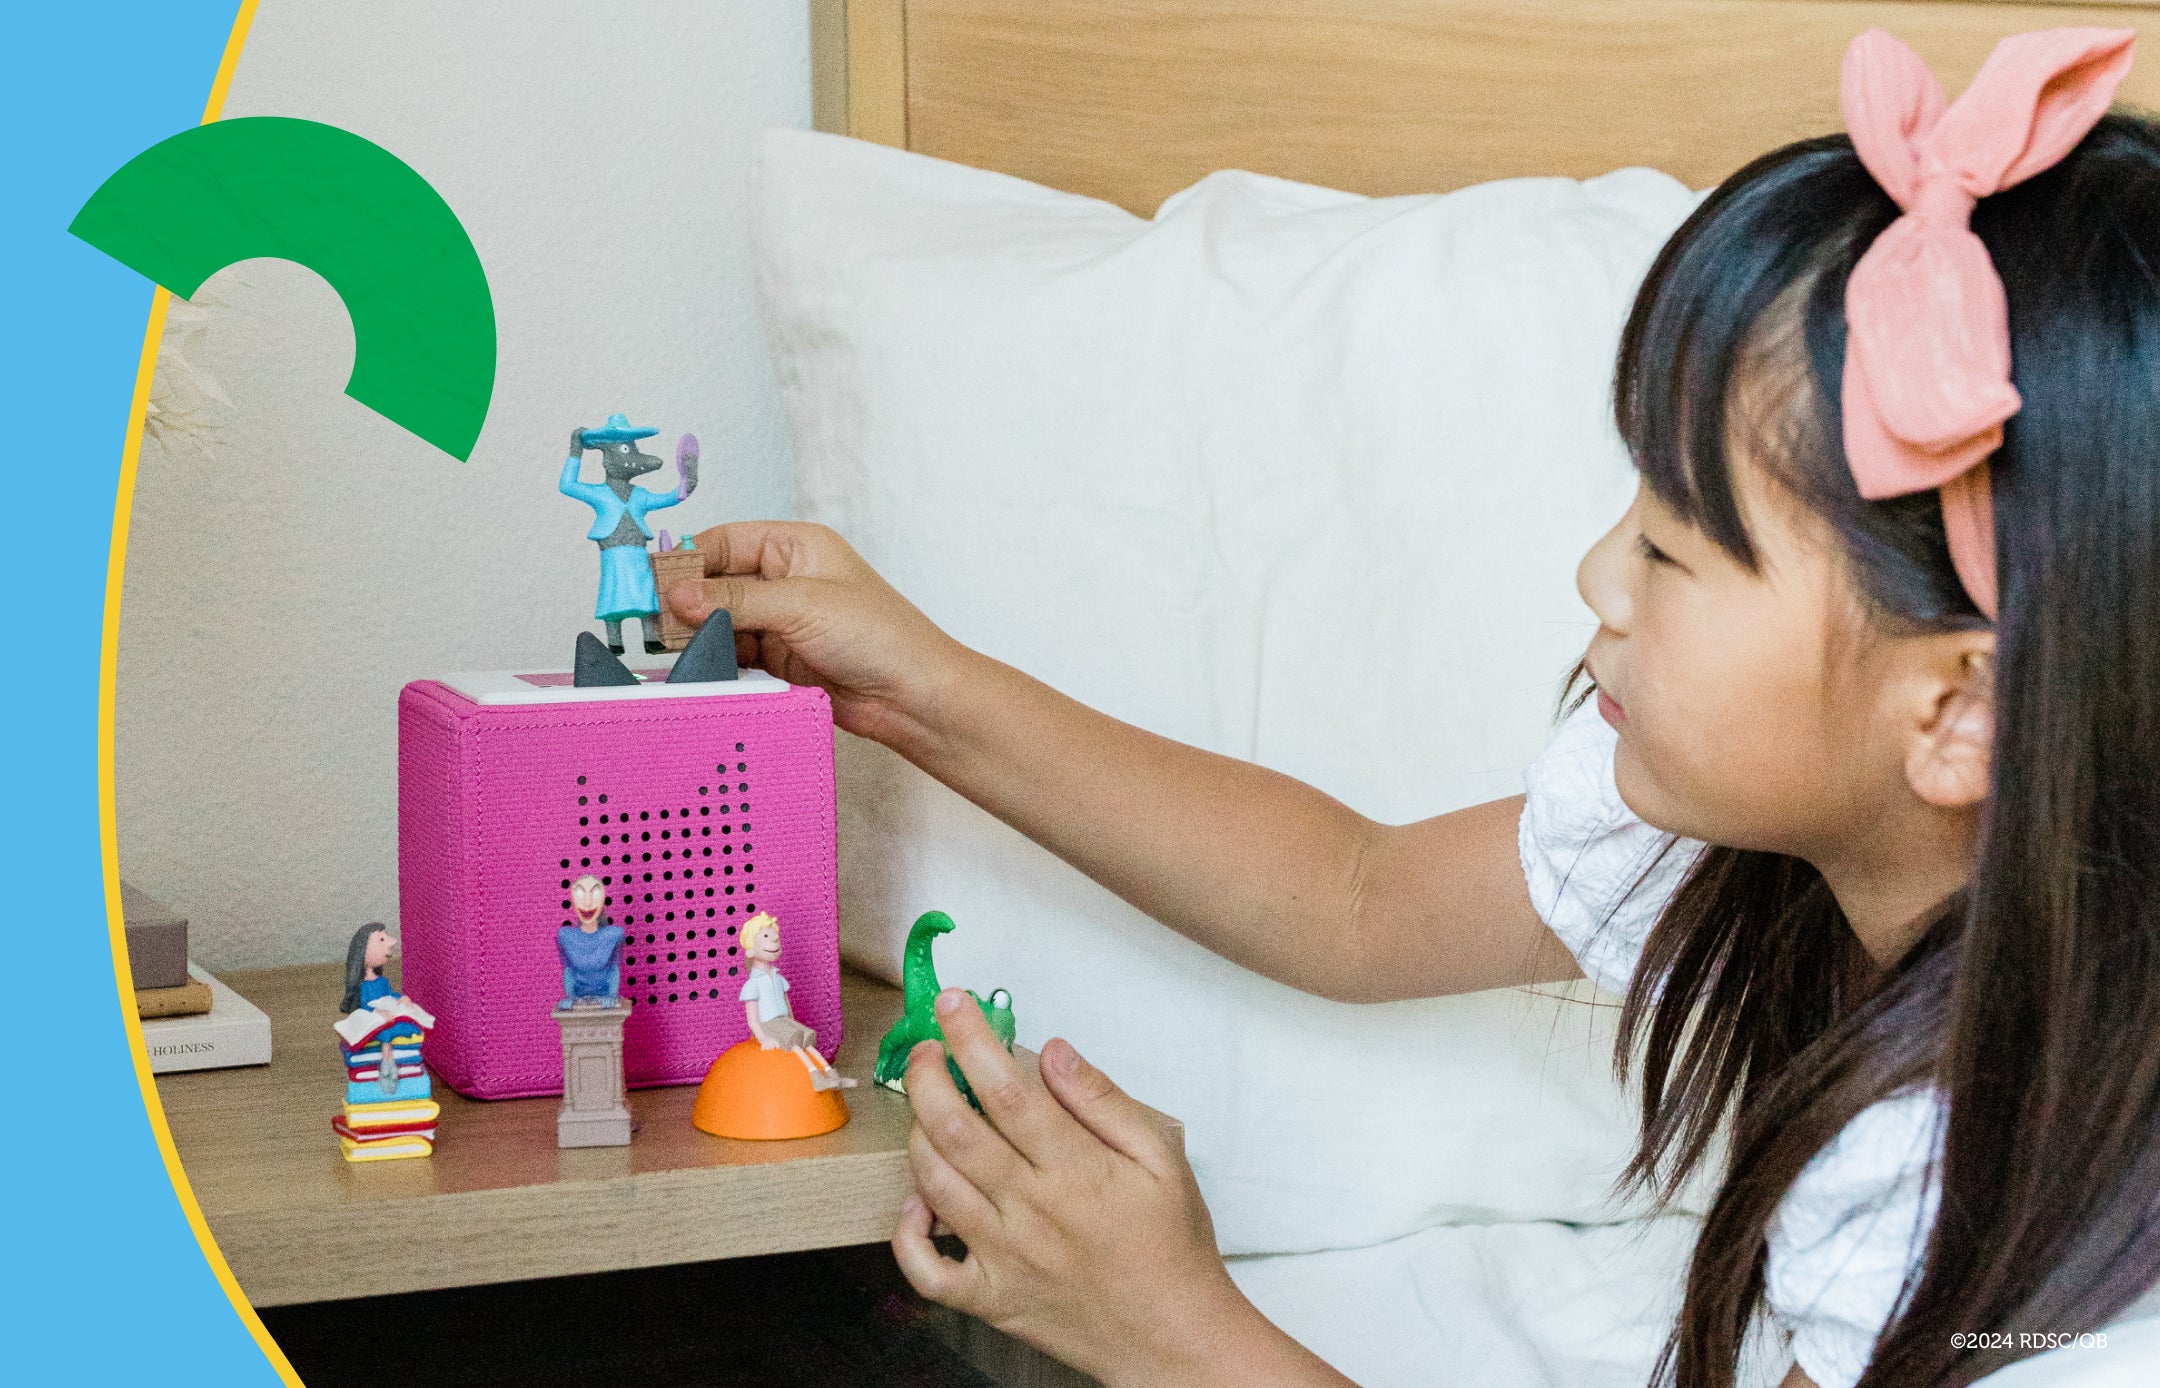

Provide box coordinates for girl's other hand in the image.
[893,995,1352,1388]
[665,521,969,744]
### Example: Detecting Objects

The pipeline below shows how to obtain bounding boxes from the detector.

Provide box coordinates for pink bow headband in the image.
[1839,26,2135,619]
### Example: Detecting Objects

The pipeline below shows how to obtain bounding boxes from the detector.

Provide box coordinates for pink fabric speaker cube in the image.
[397,668,838,1099]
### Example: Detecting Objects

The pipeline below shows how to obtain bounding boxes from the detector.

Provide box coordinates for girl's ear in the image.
[1904,641,1994,810]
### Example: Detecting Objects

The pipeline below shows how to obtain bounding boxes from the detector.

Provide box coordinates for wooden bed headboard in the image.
[809,0,2160,213]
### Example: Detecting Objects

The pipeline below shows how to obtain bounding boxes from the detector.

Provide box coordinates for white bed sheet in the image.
[1227,1215,1757,1388]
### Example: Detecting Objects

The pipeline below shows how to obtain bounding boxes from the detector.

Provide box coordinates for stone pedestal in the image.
[553,999,634,1147]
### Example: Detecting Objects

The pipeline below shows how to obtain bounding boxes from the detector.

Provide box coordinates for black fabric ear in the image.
[667,609,740,683]
[573,631,640,687]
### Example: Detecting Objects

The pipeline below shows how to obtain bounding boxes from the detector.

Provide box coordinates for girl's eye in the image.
[1635,533,1676,566]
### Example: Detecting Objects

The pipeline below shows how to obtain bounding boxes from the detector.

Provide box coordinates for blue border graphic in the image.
[4,2,285,1382]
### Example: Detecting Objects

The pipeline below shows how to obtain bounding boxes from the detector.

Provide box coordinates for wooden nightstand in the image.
[157,963,925,1306]
[160,962,1125,1387]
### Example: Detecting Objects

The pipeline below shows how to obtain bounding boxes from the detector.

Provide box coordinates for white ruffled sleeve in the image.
[1765,1088,1945,1388]
[1517,696,1702,994]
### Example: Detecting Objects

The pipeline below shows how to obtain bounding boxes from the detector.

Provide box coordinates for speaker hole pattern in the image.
[565,740,756,1009]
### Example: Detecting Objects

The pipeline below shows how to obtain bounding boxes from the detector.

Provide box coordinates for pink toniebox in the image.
[397,668,838,1099]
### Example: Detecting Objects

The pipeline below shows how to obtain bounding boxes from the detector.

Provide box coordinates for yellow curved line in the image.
[99,3,301,1384]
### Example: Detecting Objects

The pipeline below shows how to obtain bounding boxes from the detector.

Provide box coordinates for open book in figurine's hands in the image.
[334,995,438,1048]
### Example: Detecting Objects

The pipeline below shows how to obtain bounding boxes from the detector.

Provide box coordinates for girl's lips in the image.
[1596,688,1627,726]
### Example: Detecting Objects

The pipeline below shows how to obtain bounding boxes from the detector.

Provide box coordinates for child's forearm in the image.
[882,641,1570,1001]
[668,520,1565,999]
[883,645,1397,1000]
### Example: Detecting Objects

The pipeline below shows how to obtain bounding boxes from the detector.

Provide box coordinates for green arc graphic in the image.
[70,116,496,461]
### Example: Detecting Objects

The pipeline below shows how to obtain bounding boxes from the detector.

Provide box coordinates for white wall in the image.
[116,1,812,968]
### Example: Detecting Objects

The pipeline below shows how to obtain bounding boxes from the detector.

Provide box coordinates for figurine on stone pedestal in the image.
[553,876,633,1147]
[558,874,625,1008]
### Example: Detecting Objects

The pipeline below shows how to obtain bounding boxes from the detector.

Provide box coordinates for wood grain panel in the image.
[851,0,912,148]
[892,0,2160,212]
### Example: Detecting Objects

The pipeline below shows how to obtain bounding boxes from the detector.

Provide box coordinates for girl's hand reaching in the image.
[666,521,971,745]
[894,995,1353,1388]
[670,522,1555,1011]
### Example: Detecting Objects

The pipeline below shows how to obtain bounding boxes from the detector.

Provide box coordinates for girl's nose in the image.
[1577,498,1639,636]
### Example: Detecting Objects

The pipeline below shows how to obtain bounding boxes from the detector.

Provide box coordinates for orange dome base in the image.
[692,1040,851,1141]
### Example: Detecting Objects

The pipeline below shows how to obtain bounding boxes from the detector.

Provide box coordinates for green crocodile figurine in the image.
[873,910,1015,1109]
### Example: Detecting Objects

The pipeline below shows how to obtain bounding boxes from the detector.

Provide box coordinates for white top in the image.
[1518,697,1942,1388]
[739,963,792,1023]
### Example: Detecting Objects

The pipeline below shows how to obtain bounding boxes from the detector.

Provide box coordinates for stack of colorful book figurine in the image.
[331,924,439,1163]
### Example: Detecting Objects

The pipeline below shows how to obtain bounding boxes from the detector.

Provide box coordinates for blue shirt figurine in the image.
[559,413,699,657]
[558,875,626,1008]
[341,923,424,1044]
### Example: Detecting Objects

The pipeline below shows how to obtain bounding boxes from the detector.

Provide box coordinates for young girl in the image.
[667,27,2160,1388]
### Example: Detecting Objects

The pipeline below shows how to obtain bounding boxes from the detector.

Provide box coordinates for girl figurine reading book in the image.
[334,923,435,1107]
[340,923,420,1027]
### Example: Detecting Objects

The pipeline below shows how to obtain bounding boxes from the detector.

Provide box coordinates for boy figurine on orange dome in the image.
[738,912,854,1092]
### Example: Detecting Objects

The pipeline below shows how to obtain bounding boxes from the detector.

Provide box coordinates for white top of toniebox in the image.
[438,667,793,706]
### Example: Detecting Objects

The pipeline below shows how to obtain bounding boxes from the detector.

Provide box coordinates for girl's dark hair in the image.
[340,922,390,1015]
[1610,115,2160,1387]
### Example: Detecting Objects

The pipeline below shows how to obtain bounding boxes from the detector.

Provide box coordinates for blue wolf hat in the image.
[580,412,659,444]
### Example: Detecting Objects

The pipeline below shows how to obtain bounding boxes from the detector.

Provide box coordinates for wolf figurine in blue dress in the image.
[561,413,700,654]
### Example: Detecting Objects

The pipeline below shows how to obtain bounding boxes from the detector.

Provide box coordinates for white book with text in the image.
[141,964,273,1074]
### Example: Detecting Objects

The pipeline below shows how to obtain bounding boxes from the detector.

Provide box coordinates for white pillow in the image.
[752,128,1699,1253]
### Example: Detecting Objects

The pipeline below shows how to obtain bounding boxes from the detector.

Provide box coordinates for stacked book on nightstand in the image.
[124,882,272,1074]
[332,1096,439,1161]
[333,998,439,1162]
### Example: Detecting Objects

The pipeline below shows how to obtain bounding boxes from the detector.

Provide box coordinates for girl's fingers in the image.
[689,520,843,579]
[690,520,785,577]
[663,577,716,622]
[908,1124,1001,1240]
[906,1040,1031,1198]
[1038,1038,1178,1173]
[891,1193,984,1312]
[935,989,1093,1170]
[665,574,811,635]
